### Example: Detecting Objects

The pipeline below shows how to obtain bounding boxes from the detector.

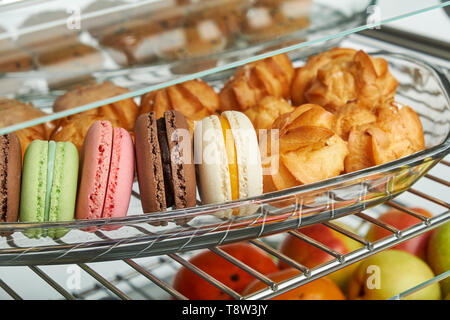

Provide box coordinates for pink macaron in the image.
[76,120,134,221]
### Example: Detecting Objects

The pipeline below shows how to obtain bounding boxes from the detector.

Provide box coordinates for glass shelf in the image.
[0,0,448,134]
[389,270,450,300]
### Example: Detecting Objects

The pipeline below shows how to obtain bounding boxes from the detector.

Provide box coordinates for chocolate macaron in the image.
[135,110,196,219]
[0,133,22,222]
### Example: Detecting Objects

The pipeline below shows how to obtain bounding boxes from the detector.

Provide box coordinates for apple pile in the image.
[171,209,449,300]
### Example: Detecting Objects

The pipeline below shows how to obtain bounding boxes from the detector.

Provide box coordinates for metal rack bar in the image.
[408,188,450,209]
[78,264,131,300]
[424,174,450,187]
[0,279,22,300]
[168,253,242,300]
[124,259,188,300]
[245,210,450,300]
[322,221,371,248]
[29,266,76,300]
[209,247,278,290]
[385,202,431,222]
[249,239,310,276]
[288,230,344,262]
[355,212,401,236]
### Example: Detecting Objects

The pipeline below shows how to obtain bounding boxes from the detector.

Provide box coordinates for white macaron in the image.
[194,111,263,217]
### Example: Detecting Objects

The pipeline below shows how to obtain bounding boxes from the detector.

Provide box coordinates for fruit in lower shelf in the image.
[348,249,441,300]
[426,221,450,298]
[172,242,279,300]
[278,223,362,294]
[242,268,345,300]
[366,208,433,259]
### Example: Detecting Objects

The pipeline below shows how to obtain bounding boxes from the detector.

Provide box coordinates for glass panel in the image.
[0,0,448,134]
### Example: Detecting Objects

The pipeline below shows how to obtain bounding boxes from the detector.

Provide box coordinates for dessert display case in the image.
[0,0,449,300]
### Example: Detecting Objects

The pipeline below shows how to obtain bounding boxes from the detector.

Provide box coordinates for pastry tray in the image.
[0,51,449,266]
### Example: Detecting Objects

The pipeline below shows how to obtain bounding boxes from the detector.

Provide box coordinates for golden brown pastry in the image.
[242,0,311,43]
[244,96,295,131]
[219,53,295,112]
[263,104,348,193]
[140,79,219,133]
[272,103,336,133]
[291,48,398,112]
[50,81,139,152]
[334,101,377,140]
[345,101,425,173]
[0,98,54,158]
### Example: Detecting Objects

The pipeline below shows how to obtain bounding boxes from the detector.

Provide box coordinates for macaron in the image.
[76,120,134,221]
[19,139,79,238]
[194,111,263,217]
[134,110,196,218]
[0,133,22,223]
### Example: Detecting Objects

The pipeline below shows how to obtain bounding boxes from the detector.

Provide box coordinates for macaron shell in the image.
[44,141,56,223]
[48,142,79,222]
[135,112,166,214]
[76,120,113,220]
[164,110,196,210]
[222,111,263,216]
[194,115,232,218]
[0,133,22,223]
[47,142,79,238]
[20,140,48,224]
[102,127,134,218]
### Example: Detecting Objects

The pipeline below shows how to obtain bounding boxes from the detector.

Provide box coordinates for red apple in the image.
[366,208,433,259]
[279,223,362,294]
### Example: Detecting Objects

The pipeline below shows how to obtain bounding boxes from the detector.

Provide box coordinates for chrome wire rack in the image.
[0,158,448,300]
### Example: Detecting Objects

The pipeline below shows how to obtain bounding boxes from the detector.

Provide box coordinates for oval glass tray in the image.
[0,52,449,266]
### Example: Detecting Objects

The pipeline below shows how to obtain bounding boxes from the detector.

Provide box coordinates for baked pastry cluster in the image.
[218,48,424,193]
[291,48,398,111]
[220,54,295,112]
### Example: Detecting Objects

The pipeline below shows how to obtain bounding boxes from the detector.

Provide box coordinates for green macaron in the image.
[20,140,79,238]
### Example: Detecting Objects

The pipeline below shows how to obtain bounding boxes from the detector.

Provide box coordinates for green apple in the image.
[348,250,441,300]
[427,221,450,298]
